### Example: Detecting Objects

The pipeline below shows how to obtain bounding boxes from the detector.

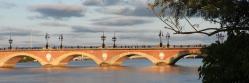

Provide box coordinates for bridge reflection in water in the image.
[0,59,202,83]
[0,45,206,68]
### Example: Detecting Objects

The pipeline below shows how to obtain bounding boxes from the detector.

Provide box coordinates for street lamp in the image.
[216,32,225,43]
[8,33,13,49]
[59,34,63,49]
[101,32,106,48]
[112,32,117,48]
[159,30,163,47]
[45,33,50,49]
[165,32,170,48]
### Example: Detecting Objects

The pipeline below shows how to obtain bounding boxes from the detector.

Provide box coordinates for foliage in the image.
[149,0,249,36]
[150,0,249,82]
[199,32,249,83]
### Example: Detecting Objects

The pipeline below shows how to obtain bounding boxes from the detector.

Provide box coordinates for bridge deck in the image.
[0,45,207,52]
[0,45,206,67]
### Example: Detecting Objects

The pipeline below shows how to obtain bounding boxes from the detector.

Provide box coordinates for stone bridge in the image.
[0,45,204,68]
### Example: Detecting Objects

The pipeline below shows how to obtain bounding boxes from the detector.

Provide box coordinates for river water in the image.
[0,59,202,83]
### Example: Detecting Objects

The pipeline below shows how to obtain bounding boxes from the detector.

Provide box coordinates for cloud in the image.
[71,25,157,34]
[118,33,215,45]
[71,26,100,33]
[128,5,154,16]
[102,0,123,5]
[30,3,86,20]
[99,5,153,17]
[82,0,102,6]
[92,16,151,26]
[0,27,42,36]
[0,1,16,9]
[119,33,156,41]
[99,5,132,15]
[82,0,123,6]
[22,40,41,44]
[89,0,154,17]
[172,34,215,44]
[39,22,70,27]
[0,36,5,40]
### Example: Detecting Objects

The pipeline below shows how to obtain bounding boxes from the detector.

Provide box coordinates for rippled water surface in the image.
[0,59,202,83]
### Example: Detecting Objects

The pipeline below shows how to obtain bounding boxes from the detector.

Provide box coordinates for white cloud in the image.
[0,27,41,36]
[30,3,86,20]
[0,1,16,9]
[39,22,70,27]
[92,16,151,26]
[82,0,124,6]
[83,0,102,6]
[85,0,154,17]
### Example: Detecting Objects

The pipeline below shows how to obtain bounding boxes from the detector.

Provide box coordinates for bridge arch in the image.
[0,53,47,68]
[52,52,103,66]
[168,51,201,65]
[109,52,161,66]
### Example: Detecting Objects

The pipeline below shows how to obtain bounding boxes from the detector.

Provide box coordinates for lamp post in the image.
[216,32,224,43]
[101,32,106,48]
[59,34,63,49]
[165,32,170,48]
[8,33,13,49]
[112,32,117,48]
[45,33,50,49]
[159,30,163,47]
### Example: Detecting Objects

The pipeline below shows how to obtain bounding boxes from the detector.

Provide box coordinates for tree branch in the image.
[184,16,198,31]
[174,27,249,36]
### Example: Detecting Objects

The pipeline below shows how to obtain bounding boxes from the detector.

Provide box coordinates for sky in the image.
[0,0,219,48]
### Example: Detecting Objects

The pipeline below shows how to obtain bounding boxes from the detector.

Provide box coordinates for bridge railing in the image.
[0,44,208,51]
[107,44,207,49]
[170,44,208,48]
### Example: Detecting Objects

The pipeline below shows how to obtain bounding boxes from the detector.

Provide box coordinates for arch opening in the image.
[53,52,102,67]
[110,52,160,66]
[66,54,98,67]
[0,54,46,68]
[169,53,203,66]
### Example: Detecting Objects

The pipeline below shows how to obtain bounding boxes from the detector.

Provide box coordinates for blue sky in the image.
[0,0,218,48]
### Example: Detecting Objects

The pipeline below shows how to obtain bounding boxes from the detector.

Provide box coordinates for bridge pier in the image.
[42,64,55,67]
[99,62,110,67]
[155,62,168,66]
[0,64,16,68]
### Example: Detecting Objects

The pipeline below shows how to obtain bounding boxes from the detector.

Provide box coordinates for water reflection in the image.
[0,59,202,83]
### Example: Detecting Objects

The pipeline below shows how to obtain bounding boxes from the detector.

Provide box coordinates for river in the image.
[0,59,202,83]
